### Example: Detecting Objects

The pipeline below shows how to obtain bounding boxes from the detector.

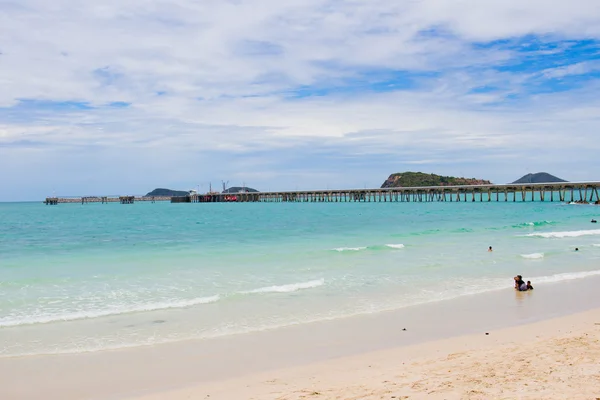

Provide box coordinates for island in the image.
[381,172,491,188]
[145,188,190,197]
[222,186,259,194]
[511,173,567,184]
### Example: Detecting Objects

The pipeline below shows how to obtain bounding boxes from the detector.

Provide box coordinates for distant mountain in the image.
[512,173,567,184]
[145,188,189,197]
[381,172,491,188]
[222,186,259,194]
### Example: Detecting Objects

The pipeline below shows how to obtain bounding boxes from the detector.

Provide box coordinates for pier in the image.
[171,182,600,204]
[119,196,135,204]
[44,196,170,204]
[45,182,600,205]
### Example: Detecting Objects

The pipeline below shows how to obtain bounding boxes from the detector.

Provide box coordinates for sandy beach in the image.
[135,309,600,400]
[2,276,600,400]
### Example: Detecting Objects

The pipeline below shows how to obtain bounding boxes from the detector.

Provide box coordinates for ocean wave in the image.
[521,253,544,259]
[385,243,405,249]
[410,229,442,236]
[533,270,600,283]
[523,229,600,238]
[6,269,600,358]
[512,221,555,228]
[332,244,405,252]
[241,278,325,294]
[332,247,367,252]
[452,228,474,233]
[0,295,220,328]
[1,278,327,328]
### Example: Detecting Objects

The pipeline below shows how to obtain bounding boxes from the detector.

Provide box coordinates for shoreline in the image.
[3,259,600,359]
[2,275,600,399]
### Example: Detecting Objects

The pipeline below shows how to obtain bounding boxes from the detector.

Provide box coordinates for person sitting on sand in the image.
[527,281,534,290]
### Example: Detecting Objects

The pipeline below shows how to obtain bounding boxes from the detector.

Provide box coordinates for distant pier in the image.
[45,182,600,205]
[44,196,170,204]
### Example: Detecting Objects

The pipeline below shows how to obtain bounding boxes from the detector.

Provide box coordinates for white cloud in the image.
[542,60,600,78]
[1,0,600,199]
[2,0,599,103]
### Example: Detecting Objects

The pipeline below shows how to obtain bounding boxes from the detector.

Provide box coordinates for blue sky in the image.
[1,0,600,201]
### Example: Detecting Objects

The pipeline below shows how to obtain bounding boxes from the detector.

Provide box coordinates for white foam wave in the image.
[6,269,600,358]
[517,220,553,227]
[524,229,600,238]
[386,243,405,249]
[242,279,325,294]
[533,270,600,283]
[332,247,367,252]
[0,295,220,328]
[521,253,544,259]
[593,244,600,247]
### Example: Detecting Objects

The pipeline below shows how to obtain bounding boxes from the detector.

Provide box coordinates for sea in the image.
[1,199,599,357]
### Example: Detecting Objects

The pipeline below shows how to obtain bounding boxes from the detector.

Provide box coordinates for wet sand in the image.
[2,275,600,400]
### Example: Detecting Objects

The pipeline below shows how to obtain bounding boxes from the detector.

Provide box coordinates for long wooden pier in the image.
[45,182,600,205]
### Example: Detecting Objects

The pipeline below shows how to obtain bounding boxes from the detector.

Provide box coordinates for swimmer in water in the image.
[527,281,534,290]
[488,246,493,252]
[575,248,579,251]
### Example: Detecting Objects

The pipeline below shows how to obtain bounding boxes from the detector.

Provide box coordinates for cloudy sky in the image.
[1,0,600,200]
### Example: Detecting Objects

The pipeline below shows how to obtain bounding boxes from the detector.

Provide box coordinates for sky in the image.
[1,0,600,201]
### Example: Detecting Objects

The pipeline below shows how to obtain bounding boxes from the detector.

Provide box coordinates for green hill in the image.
[512,173,567,184]
[381,172,491,188]
[222,186,259,193]
[145,188,189,197]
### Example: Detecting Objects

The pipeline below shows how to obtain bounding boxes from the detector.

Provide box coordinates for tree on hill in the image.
[222,186,259,193]
[381,172,491,188]
[145,188,189,197]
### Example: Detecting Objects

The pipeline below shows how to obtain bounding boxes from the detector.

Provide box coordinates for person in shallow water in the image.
[488,246,493,252]
[514,275,525,290]
[514,275,532,291]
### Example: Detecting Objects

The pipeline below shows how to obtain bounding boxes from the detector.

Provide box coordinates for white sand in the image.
[133,309,600,400]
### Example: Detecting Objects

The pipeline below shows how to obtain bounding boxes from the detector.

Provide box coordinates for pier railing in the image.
[45,182,600,205]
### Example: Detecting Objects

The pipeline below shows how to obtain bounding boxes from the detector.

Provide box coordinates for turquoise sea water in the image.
[1,200,599,356]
